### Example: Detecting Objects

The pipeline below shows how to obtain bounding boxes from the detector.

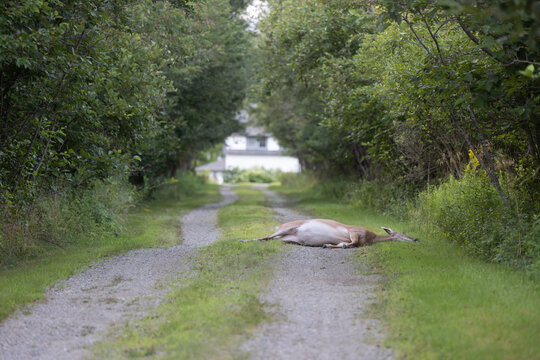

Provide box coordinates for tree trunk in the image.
[465,106,508,205]
[449,107,508,205]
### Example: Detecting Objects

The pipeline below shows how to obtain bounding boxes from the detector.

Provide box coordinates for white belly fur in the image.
[296,220,350,246]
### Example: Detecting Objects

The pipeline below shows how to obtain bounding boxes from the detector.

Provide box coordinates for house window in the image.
[247,136,267,150]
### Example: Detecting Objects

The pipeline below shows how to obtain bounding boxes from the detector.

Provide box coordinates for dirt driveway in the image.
[0,185,392,360]
[241,185,393,360]
[0,186,237,360]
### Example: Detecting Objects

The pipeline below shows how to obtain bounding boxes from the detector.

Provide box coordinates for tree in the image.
[255,0,539,202]
[254,0,377,175]
[0,0,170,209]
[131,0,252,182]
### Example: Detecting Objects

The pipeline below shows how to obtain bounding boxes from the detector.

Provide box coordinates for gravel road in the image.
[0,186,237,360]
[241,185,393,360]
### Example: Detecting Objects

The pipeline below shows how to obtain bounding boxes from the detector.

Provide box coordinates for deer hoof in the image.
[342,244,348,249]
[322,244,328,249]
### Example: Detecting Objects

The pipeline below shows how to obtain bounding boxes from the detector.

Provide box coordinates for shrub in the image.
[224,167,280,184]
[0,177,136,266]
[347,179,416,218]
[0,172,214,266]
[279,172,316,189]
[150,173,208,202]
[417,172,504,256]
[278,172,349,199]
[278,172,415,217]
[416,170,540,273]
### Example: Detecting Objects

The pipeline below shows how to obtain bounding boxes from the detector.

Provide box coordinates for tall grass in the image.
[0,177,136,266]
[416,171,540,274]
[278,172,415,218]
[0,172,215,267]
[278,171,540,276]
[0,174,220,321]
[274,176,540,360]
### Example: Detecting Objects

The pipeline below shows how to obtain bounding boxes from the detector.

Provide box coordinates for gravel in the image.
[241,185,393,360]
[0,185,237,360]
[0,184,393,360]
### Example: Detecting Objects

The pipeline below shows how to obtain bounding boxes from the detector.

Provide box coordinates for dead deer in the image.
[244,219,419,248]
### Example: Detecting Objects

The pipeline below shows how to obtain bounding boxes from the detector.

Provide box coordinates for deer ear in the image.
[381,226,393,235]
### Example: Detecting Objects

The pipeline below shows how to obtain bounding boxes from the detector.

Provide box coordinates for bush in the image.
[0,172,214,266]
[277,172,415,216]
[347,179,416,218]
[416,171,540,273]
[150,173,208,202]
[0,177,135,266]
[278,171,540,275]
[224,167,280,184]
[277,172,349,199]
[279,172,317,189]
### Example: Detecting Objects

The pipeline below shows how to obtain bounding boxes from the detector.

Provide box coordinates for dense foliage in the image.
[1,0,538,271]
[224,167,280,183]
[417,170,540,273]
[0,0,251,263]
[1,0,168,208]
[130,0,252,182]
[255,0,539,271]
[256,0,539,184]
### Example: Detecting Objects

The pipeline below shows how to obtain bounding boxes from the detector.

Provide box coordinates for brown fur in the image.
[250,219,418,248]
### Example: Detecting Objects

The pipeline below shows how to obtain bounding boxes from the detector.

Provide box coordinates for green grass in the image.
[272,183,540,360]
[93,185,282,359]
[0,181,221,322]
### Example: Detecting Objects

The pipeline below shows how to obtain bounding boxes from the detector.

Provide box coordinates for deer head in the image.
[381,227,420,242]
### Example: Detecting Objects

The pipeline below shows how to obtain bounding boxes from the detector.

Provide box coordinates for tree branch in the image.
[456,17,501,63]
[467,106,508,204]
[448,107,508,205]
[31,28,87,185]
[503,59,540,67]
[434,18,451,36]
[402,14,432,57]
[417,9,443,63]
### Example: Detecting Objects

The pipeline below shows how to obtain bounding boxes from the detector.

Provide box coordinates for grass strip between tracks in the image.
[93,185,282,359]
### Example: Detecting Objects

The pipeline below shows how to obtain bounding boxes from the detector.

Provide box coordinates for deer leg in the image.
[347,231,361,247]
[322,242,351,249]
[322,232,360,249]
[250,226,298,242]
[280,235,302,245]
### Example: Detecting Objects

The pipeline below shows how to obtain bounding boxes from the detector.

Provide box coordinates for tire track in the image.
[241,185,393,360]
[0,186,237,360]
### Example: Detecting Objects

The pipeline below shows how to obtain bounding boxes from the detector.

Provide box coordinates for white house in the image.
[196,111,300,184]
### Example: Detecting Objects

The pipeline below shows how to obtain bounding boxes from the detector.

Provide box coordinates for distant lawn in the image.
[273,184,540,360]
[92,185,283,359]
[0,181,221,322]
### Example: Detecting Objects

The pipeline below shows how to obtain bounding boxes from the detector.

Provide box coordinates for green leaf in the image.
[518,64,535,78]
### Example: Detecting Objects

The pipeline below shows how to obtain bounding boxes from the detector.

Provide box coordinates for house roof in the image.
[233,109,270,137]
[229,126,270,137]
[195,158,226,172]
[224,149,284,155]
[245,126,268,136]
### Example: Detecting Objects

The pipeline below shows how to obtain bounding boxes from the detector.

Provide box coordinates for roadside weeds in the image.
[273,184,540,360]
[0,182,221,322]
